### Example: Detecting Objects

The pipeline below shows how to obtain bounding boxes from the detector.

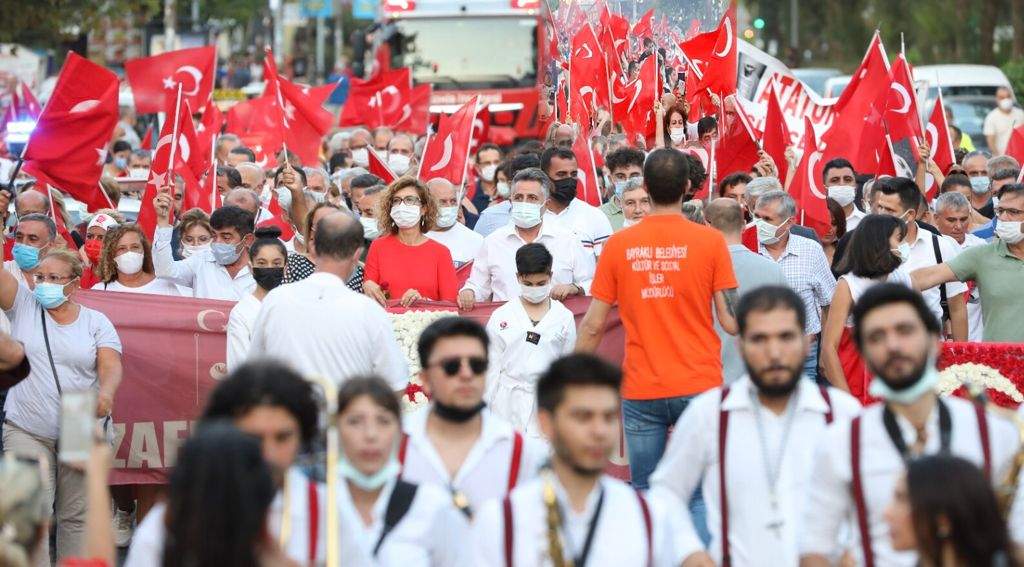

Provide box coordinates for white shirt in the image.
[485,298,576,436]
[427,223,485,269]
[461,220,595,302]
[544,198,614,259]
[335,476,472,567]
[126,467,325,567]
[846,207,867,231]
[153,226,255,301]
[982,106,1024,154]
[904,227,968,325]
[400,407,548,512]
[249,272,408,389]
[91,277,182,296]
[960,233,986,342]
[3,260,30,289]
[226,293,262,372]
[473,474,698,567]
[651,377,861,567]
[801,396,1021,566]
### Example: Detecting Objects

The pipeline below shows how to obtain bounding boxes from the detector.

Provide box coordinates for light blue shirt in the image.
[473,201,512,238]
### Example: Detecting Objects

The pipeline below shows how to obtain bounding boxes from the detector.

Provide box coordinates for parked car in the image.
[823,75,852,99]
[793,67,842,97]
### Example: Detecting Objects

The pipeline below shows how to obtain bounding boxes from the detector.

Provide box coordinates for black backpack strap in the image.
[40,306,62,395]
[372,479,418,557]
[930,233,950,322]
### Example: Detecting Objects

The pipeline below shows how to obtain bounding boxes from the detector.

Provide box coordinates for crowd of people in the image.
[0,78,1022,567]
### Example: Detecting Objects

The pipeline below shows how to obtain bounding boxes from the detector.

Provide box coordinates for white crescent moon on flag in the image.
[890,82,911,114]
[379,85,402,115]
[196,309,227,332]
[154,134,174,157]
[579,86,597,109]
[926,123,939,150]
[429,134,454,172]
[398,104,412,126]
[70,99,101,114]
[178,135,191,162]
[713,18,733,58]
[808,151,827,200]
[625,80,643,113]
[174,66,203,97]
[575,44,593,60]
[576,170,588,201]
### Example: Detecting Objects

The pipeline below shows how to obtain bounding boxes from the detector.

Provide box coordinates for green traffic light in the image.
[753,17,765,29]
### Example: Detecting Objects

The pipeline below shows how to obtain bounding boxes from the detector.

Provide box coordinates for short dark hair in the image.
[230,146,256,162]
[992,168,1021,183]
[941,173,971,193]
[217,166,242,189]
[328,151,349,173]
[536,354,622,413]
[837,214,905,278]
[509,153,542,179]
[643,148,690,205]
[112,140,132,153]
[516,242,553,275]
[417,317,489,369]
[350,173,383,191]
[313,213,364,260]
[851,284,941,347]
[540,146,577,176]
[997,182,1024,200]
[718,172,752,197]
[210,205,255,236]
[201,360,319,446]
[605,148,645,174]
[336,375,401,422]
[822,158,856,182]
[874,176,922,213]
[697,116,717,137]
[273,166,307,187]
[476,143,501,158]
[686,154,707,193]
[736,286,807,336]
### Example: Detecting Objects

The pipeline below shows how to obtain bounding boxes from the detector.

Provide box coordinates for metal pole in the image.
[164,0,177,52]
[316,17,326,81]
[272,0,285,66]
[191,0,200,31]
[334,4,344,73]
[789,0,798,49]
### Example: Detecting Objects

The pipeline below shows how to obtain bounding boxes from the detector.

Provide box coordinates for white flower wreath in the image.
[388,309,459,411]
[936,363,1024,403]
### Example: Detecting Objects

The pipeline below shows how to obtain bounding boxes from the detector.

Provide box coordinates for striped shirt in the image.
[758,233,837,335]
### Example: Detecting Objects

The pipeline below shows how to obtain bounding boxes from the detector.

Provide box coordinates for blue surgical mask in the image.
[211,242,242,265]
[12,243,41,271]
[113,156,128,170]
[868,352,940,405]
[338,455,400,491]
[34,281,71,309]
[613,179,629,198]
[969,176,990,195]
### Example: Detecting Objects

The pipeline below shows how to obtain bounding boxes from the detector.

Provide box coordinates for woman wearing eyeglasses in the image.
[363,178,459,307]
[333,375,471,566]
[0,248,123,564]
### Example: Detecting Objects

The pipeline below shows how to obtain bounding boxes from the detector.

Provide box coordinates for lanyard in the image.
[748,386,801,510]
[883,399,952,461]
[559,487,605,567]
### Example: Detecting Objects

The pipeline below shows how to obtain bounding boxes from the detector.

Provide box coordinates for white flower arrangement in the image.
[388,309,459,411]
[936,363,1024,403]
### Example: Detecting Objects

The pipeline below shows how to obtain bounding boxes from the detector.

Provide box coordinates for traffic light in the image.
[753,17,765,30]
[743,28,755,39]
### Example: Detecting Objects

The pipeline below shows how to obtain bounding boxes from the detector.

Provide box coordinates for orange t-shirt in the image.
[591,214,737,400]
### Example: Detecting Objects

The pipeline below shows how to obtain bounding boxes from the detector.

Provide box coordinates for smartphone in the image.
[58,390,96,464]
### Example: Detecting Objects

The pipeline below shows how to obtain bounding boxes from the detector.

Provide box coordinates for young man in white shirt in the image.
[425,178,484,269]
[473,353,702,567]
[153,196,256,301]
[400,316,547,516]
[127,360,325,566]
[652,286,861,566]
[800,284,1021,567]
[458,168,595,310]
[541,146,613,259]
[983,86,1024,155]
[822,158,867,230]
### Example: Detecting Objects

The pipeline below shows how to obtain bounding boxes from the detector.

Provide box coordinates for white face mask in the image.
[827,185,857,207]
[669,127,686,144]
[999,98,1014,111]
[351,147,370,167]
[128,167,150,179]
[755,217,785,245]
[388,153,411,175]
[622,217,641,228]
[495,181,511,199]
[480,164,498,182]
[359,216,381,240]
[182,243,210,258]
[275,186,293,211]
[436,206,459,229]
[520,282,551,304]
[390,203,421,229]
[892,242,912,264]
[996,220,1024,244]
[115,251,145,275]
[510,201,543,229]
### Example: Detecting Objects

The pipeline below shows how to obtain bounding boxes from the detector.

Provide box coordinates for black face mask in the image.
[252,267,285,291]
[432,400,486,423]
[550,177,578,205]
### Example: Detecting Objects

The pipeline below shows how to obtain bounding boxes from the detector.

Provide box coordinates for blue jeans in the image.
[622,396,710,545]
[803,336,820,383]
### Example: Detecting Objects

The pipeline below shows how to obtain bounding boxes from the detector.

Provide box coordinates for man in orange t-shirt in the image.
[578,148,739,491]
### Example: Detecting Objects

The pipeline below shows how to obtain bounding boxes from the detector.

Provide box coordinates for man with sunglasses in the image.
[399,317,547,516]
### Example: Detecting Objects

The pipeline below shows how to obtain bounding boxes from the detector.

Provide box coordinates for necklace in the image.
[748,386,800,539]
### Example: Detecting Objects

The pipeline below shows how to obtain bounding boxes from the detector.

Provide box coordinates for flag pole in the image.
[167,84,184,188]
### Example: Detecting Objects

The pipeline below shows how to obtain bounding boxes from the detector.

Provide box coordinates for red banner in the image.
[74,290,623,485]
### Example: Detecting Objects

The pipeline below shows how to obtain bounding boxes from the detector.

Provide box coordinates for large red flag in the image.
[367,148,397,184]
[137,93,200,238]
[693,5,737,97]
[125,46,216,114]
[196,100,223,168]
[571,127,602,206]
[630,9,655,40]
[276,77,334,164]
[925,93,956,198]
[762,82,792,182]
[715,97,760,180]
[600,8,629,60]
[469,106,491,156]
[1005,125,1024,167]
[570,24,609,112]
[21,52,118,213]
[789,130,830,236]
[884,54,924,143]
[338,68,412,128]
[418,97,477,187]
[612,54,657,141]
[392,84,432,134]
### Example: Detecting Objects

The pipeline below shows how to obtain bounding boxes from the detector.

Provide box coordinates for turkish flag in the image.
[884,54,924,143]
[685,61,716,121]
[600,26,624,82]
[43,187,77,249]
[21,52,118,213]
[802,116,818,153]
[762,82,792,182]
[140,124,154,150]
[196,99,223,169]
[600,7,629,61]
[264,189,295,240]
[612,54,657,141]
[393,84,432,134]
[875,134,899,177]
[631,9,655,39]
[367,148,398,184]
[572,126,602,206]
[418,96,477,187]
[693,5,737,97]
[568,84,593,128]
[276,77,334,164]
[137,95,202,238]
[260,51,289,146]
[715,97,760,182]
[1004,125,1024,167]
[125,46,216,114]
[570,24,609,112]
[339,68,412,128]
[789,129,830,236]
[469,106,491,156]
[924,94,956,198]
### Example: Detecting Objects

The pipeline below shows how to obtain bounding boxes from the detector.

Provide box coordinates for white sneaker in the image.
[113,508,134,547]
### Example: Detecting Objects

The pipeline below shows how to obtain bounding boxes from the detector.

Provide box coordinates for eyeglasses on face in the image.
[429,356,488,377]
[32,274,76,285]
[390,196,422,207]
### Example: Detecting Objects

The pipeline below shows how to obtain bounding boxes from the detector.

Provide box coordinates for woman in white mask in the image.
[177,209,214,259]
[654,99,691,150]
[484,243,575,438]
[334,376,471,566]
[92,224,181,296]
[363,179,459,307]
[226,227,288,371]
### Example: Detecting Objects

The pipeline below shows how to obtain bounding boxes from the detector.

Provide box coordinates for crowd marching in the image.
[2,4,1024,567]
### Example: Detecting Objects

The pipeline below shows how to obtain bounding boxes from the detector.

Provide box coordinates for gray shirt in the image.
[716,244,787,385]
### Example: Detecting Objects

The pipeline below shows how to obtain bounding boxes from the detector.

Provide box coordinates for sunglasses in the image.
[430,356,488,376]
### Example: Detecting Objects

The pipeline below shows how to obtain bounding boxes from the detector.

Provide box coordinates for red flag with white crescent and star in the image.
[884,54,924,145]
[125,46,216,115]
[418,97,477,187]
[925,93,956,198]
[137,93,202,238]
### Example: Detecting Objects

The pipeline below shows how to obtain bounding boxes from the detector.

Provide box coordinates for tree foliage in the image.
[0,0,158,46]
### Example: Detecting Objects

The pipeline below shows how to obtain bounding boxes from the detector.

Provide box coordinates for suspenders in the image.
[307,480,319,564]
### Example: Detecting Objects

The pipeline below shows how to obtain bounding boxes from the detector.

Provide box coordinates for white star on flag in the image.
[150,171,166,187]
[162,76,176,90]
[95,147,108,166]
[283,101,296,123]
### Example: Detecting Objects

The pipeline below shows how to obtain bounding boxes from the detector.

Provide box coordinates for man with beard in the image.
[473,353,701,566]
[399,317,548,516]
[126,360,324,565]
[800,284,1022,567]
[651,286,860,566]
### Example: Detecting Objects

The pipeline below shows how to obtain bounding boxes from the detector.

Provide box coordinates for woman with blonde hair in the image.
[362,178,458,307]
[92,223,180,296]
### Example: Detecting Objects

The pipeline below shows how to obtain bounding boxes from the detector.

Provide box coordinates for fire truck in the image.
[360,0,549,143]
